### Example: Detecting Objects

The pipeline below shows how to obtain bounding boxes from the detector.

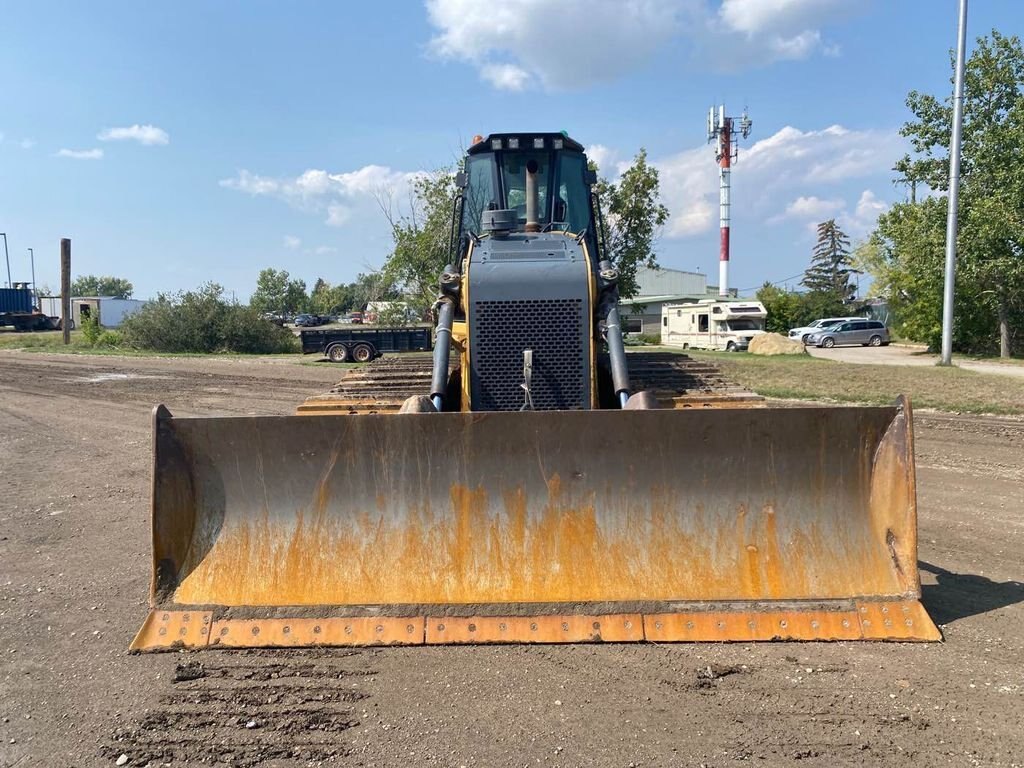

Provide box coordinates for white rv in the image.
[661,300,767,351]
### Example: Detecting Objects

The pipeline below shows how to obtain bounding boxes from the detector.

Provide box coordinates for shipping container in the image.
[0,287,34,314]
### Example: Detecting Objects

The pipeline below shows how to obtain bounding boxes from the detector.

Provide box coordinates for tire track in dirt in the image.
[102,650,377,766]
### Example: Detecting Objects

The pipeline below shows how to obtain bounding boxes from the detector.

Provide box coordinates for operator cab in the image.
[458,133,601,262]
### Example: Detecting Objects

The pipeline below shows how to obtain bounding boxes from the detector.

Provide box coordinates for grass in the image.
[677,348,1024,416]
[0,329,302,360]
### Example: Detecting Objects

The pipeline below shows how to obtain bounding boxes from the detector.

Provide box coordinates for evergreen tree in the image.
[803,219,854,299]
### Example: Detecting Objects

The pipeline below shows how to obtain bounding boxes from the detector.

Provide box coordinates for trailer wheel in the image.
[726,341,737,352]
[328,344,349,363]
[352,343,374,363]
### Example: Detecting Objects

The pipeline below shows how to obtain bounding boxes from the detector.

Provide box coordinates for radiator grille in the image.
[472,299,587,411]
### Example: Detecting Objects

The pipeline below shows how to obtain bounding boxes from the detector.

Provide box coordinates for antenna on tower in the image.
[706,104,753,297]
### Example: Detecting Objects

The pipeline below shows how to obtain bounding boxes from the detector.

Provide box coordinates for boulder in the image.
[748,333,807,356]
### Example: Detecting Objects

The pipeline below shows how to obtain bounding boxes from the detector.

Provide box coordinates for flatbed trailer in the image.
[300,325,432,363]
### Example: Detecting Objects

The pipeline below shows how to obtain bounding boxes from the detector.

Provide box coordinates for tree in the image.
[309,278,355,316]
[379,170,458,314]
[71,275,133,299]
[594,149,670,299]
[122,282,296,354]
[803,219,854,298]
[250,268,308,314]
[881,30,1024,356]
[756,283,804,334]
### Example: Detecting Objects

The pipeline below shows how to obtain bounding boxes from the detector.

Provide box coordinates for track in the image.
[297,350,762,413]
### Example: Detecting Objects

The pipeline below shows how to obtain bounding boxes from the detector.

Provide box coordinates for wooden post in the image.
[61,239,71,345]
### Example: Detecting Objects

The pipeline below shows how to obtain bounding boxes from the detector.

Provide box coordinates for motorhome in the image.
[661,299,767,351]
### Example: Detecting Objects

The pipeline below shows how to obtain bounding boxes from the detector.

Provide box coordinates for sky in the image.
[1,0,1020,300]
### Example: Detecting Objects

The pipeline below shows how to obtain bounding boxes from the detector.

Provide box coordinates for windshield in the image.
[728,319,763,331]
[461,150,591,235]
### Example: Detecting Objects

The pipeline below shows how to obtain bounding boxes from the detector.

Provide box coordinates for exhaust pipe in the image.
[525,159,540,233]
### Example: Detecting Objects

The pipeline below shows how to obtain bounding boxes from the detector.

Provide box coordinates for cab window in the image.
[502,151,550,226]
[554,152,590,232]
[462,154,499,235]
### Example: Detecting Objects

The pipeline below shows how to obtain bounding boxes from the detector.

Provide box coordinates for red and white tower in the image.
[707,105,752,297]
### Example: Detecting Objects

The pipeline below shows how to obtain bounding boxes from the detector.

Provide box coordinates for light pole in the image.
[28,248,36,308]
[1,233,9,288]
[940,0,969,366]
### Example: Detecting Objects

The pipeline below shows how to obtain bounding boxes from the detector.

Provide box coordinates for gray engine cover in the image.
[468,234,591,411]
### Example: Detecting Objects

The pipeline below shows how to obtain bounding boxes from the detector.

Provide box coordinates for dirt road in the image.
[1,351,1022,767]
[808,344,1024,379]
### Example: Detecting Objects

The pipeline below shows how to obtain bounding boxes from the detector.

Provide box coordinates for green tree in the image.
[122,282,296,354]
[250,268,308,314]
[756,283,803,334]
[594,149,670,299]
[803,219,854,298]
[379,169,458,314]
[882,30,1024,356]
[71,275,133,299]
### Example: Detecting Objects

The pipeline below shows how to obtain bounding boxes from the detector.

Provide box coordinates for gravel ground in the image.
[0,351,1021,768]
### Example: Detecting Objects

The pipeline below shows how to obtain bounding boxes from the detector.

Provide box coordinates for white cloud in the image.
[855,189,887,222]
[313,245,337,255]
[775,195,844,222]
[585,144,616,173]
[220,169,280,196]
[426,0,681,90]
[55,148,103,160]
[425,0,856,90]
[648,123,903,238]
[20,138,36,150]
[326,203,353,227]
[283,235,302,250]
[480,63,530,91]
[220,162,426,229]
[98,124,169,146]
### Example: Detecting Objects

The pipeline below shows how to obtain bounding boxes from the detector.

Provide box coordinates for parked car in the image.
[293,313,323,327]
[261,311,286,326]
[788,317,861,344]
[807,319,890,348]
[347,312,364,324]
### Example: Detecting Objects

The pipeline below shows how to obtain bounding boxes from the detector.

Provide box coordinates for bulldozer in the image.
[132,133,939,650]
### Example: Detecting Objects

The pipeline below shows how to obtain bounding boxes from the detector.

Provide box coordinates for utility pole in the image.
[707,105,752,297]
[61,239,71,345]
[1,232,10,287]
[940,0,969,366]
[28,248,36,307]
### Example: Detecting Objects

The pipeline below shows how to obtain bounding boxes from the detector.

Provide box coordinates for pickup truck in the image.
[300,325,432,362]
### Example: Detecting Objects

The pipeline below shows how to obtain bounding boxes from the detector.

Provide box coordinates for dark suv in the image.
[807,320,890,348]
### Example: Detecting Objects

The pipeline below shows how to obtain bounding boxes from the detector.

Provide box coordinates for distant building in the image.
[621,266,738,334]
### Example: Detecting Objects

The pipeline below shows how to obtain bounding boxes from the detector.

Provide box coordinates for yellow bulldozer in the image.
[132,133,939,651]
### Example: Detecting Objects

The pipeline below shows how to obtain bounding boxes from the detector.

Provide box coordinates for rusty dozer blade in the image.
[131,398,940,651]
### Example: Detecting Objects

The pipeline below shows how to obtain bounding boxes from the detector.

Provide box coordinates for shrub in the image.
[96,330,123,347]
[81,313,102,345]
[121,282,298,354]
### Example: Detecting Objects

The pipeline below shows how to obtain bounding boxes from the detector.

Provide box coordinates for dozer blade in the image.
[132,398,940,651]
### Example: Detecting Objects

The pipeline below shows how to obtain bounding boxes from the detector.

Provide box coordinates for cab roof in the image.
[467,132,586,155]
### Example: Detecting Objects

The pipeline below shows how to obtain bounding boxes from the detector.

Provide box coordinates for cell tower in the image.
[707,105,752,297]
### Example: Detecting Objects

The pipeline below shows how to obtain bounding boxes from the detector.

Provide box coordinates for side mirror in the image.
[584,168,598,186]
[455,171,468,188]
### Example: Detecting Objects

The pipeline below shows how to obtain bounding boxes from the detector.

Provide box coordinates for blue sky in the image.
[1,1,1019,300]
